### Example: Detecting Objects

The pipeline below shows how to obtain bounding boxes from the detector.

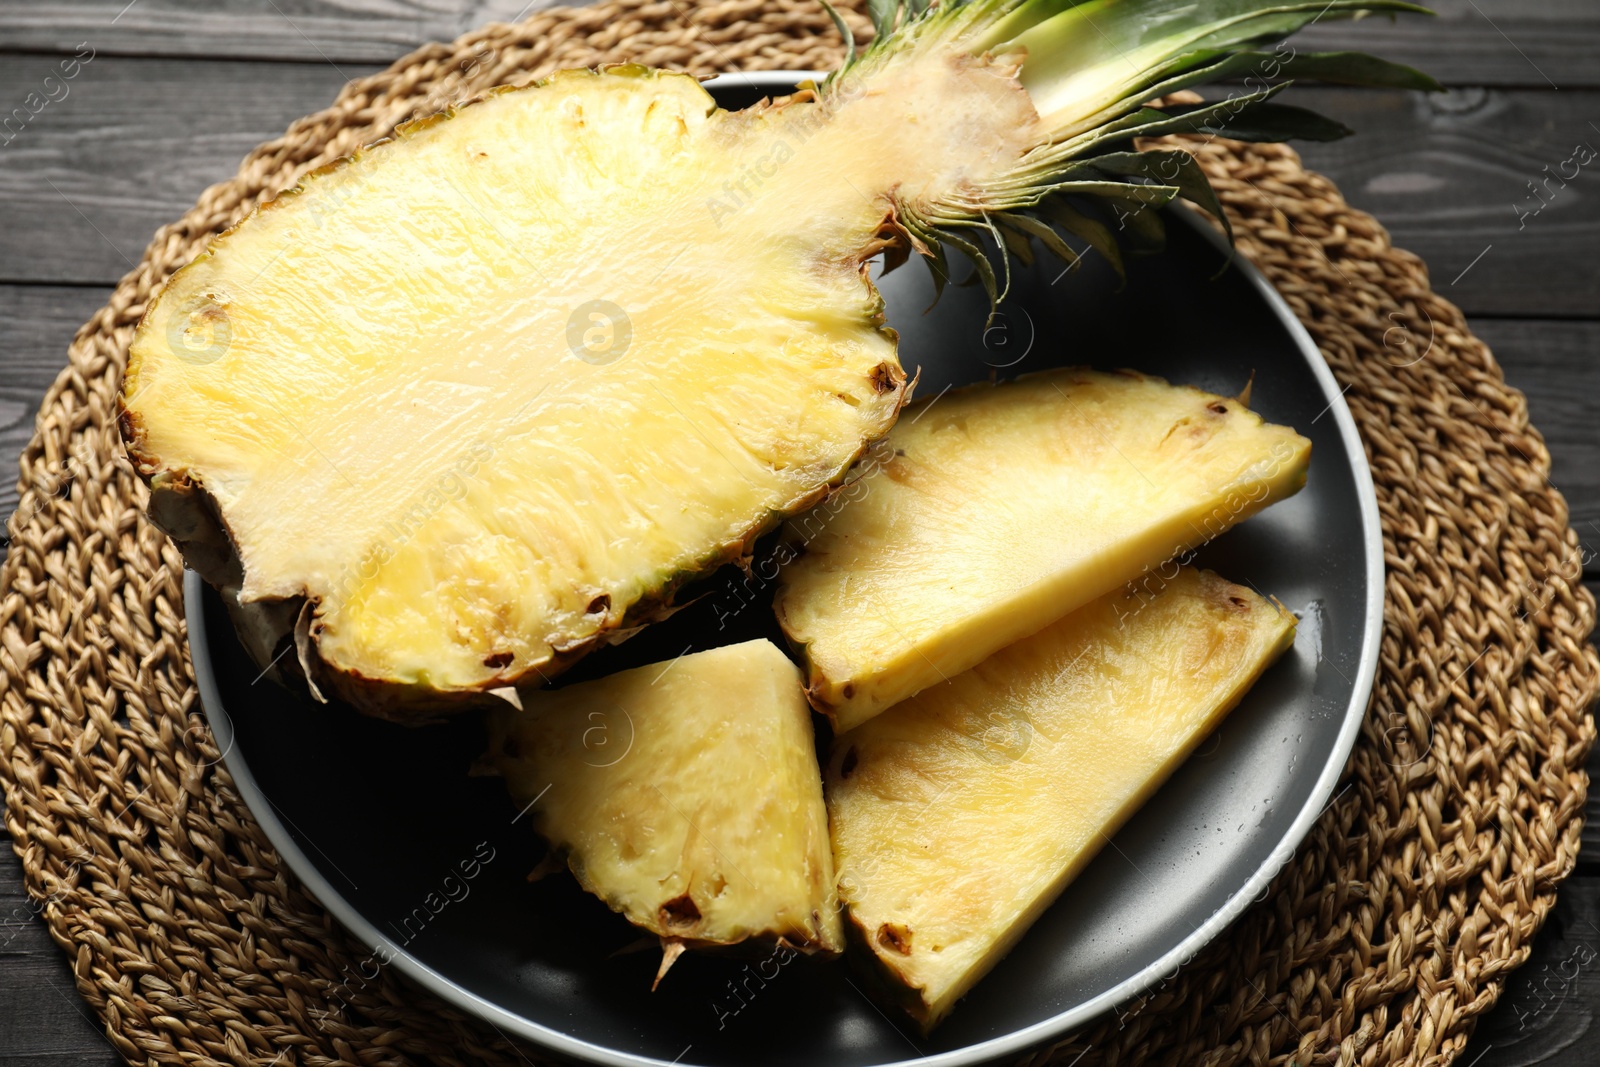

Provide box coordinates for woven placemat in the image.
[2,2,1595,1065]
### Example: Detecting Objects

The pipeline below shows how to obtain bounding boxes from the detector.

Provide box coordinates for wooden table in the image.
[0,1,1595,1063]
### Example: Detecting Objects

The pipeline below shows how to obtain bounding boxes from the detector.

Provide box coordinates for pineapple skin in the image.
[775,368,1310,731]
[486,639,844,956]
[826,568,1296,1030]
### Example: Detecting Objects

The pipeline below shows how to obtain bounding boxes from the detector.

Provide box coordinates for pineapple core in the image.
[827,567,1296,1030]
[487,639,843,965]
[776,368,1309,730]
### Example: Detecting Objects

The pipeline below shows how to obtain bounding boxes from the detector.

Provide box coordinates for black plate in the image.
[187,70,1384,1067]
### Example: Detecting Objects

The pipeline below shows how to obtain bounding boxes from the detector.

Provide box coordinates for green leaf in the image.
[976,212,1015,306]
[999,211,1081,269]
[993,0,1433,134]
[1082,149,1232,245]
[1234,49,1441,91]
[1066,84,1289,154]
[1041,198,1125,281]
[922,236,952,309]
[1169,100,1354,142]
[937,226,1002,313]
[867,0,900,41]
[999,224,1036,266]
[1139,45,1441,105]
[1102,196,1166,256]
[819,0,857,72]
[1038,180,1181,205]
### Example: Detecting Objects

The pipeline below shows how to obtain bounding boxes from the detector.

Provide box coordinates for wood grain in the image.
[0,2,1594,1064]
[1,0,1598,89]
[0,832,120,1066]
[0,0,562,64]
[0,55,368,286]
[1282,86,1600,319]
[4,54,1598,318]
[1296,0,1600,91]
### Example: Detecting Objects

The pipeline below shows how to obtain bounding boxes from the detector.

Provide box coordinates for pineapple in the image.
[775,368,1309,730]
[484,639,842,977]
[827,567,1296,1030]
[120,0,1430,716]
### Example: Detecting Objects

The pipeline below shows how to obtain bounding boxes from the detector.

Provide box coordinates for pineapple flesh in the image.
[775,369,1309,730]
[120,0,1425,716]
[826,567,1297,1030]
[485,639,843,964]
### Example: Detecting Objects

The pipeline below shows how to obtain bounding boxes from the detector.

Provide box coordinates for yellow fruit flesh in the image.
[826,567,1296,1029]
[122,58,1042,706]
[487,639,843,955]
[775,368,1309,730]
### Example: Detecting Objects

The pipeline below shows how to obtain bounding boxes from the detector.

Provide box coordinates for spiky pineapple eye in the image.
[877,922,913,955]
[658,894,702,930]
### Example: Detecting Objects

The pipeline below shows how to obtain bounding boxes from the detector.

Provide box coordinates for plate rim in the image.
[189,68,1386,1067]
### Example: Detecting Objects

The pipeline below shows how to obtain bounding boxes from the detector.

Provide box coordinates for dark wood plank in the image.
[1296,0,1600,91]
[1476,320,1600,536]
[0,0,561,65]
[0,834,121,1067]
[4,54,1597,318]
[0,0,1597,90]
[0,54,369,286]
[0,285,112,536]
[1284,86,1600,320]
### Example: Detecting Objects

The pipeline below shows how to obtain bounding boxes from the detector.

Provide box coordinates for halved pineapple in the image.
[119,0,1425,718]
[827,567,1296,1029]
[485,639,843,975]
[775,368,1308,730]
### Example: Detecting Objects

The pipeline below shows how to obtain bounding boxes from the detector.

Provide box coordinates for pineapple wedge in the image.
[118,0,1426,718]
[827,567,1296,1030]
[485,639,843,971]
[776,369,1308,730]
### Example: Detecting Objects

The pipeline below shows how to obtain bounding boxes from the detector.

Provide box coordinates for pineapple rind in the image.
[826,567,1296,1029]
[487,639,844,955]
[775,368,1310,731]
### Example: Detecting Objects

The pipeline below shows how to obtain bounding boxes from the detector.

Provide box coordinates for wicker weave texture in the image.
[1,2,1594,1065]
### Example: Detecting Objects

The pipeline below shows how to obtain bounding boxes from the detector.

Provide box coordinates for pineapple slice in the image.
[827,567,1296,1030]
[119,0,1425,718]
[775,368,1308,730]
[485,639,843,973]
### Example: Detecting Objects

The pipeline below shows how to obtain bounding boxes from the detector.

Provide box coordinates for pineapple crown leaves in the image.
[821,0,1438,311]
